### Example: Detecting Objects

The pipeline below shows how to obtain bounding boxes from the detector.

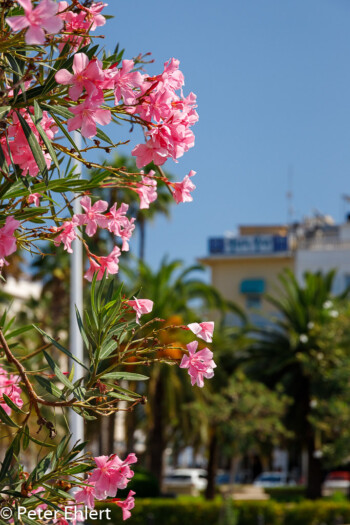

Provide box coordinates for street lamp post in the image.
[69,132,84,445]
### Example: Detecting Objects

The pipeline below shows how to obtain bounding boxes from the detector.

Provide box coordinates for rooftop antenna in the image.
[286,165,294,229]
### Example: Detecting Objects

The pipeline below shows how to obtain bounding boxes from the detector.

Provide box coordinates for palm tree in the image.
[245,269,350,499]
[121,257,238,483]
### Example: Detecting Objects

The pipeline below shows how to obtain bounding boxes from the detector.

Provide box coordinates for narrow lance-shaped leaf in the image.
[15,110,49,184]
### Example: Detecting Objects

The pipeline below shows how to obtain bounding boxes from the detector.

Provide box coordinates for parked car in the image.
[163,468,207,496]
[322,471,350,496]
[253,471,295,488]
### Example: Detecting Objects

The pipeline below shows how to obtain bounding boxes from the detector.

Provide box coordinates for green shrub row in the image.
[264,486,306,502]
[97,498,350,525]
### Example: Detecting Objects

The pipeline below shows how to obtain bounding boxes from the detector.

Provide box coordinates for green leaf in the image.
[42,349,75,390]
[95,125,114,146]
[49,112,81,154]
[2,394,26,414]
[0,405,20,427]
[34,326,88,370]
[15,110,49,183]
[0,145,9,175]
[6,324,33,339]
[31,101,60,171]
[0,106,11,120]
[35,375,64,399]
[101,371,149,381]
[23,425,30,450]
[99,339,117,360]
[75,307,90,349]
[0,446,13,481]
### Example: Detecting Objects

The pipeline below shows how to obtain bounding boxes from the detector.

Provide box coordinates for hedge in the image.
[97,498,350,525]
[264,486,306,502]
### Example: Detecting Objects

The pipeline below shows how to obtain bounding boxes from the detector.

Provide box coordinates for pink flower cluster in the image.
[6,0,63,45]
[55,52,112,138]
[51,196,135,281]
[180,340,216,388]
[74,453,137,521]
[0,108,58,178]
[0,366,23,414]
[0,216,20,269]
[130,58,198,169]
[6,1,107,47]
[127,298,154,325]
[58,1,107,51]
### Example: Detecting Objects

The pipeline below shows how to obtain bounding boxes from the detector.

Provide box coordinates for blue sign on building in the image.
[208,235,288,256]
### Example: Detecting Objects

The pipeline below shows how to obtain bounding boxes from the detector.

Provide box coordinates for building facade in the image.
[200,215,350,322]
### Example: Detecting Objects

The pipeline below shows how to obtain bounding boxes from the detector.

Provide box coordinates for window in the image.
[246,295,261,310]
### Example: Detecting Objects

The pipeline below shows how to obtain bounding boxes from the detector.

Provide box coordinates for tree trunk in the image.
[107,413,115,454]
[205,427,218,500]
[298,375,322,499]
[306,429,322,499]
[148,374,165,485]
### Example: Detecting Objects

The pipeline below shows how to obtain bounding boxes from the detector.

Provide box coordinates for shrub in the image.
[97,499,350,525]
[264,486,306,502]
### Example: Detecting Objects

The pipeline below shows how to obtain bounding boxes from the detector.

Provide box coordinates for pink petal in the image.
[16,0,32,11]
[81,115,97,138]
[91,200,108,213]
[55,69,74,85]
[6,15,29,31]
[94,109,111,127]
[42,15,64,34]
[72,52,89,75]
[25,25,45,44]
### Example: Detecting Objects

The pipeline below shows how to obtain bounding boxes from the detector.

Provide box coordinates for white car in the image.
[253,471,294,488]
[322,471,350,496]
[163,468,208,496]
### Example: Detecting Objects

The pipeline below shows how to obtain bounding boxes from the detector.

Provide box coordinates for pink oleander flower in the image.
[58,2,90,51]
[52,220,77,254]
[187,322,214,343]
[83,2,108,31]
[106,203,136,251]
[89,453,137,500]
[114,60,144,105]
[27,193,42,207]
[179,340,216,388]
[127,298,154,325]
[132,140,168,169]
[116,491,136,521]
[172,170,196,204]
[119,217,135,252]
[75,483,96,510]
[84,246,121,281]
[76,196,108,237]
[107,202,130,237]
[6,0,63,45]
[0,366,23,415]
[67,96,111,139]
[135,173,157,209]
[55,53,105,101]
[0,216,20,268]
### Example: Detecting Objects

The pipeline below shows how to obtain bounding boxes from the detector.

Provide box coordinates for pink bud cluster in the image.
[0,108,58,178]
[74,453,137,521]
[0,216,20,268]
[0,366,23,414]
[51,196,135,281]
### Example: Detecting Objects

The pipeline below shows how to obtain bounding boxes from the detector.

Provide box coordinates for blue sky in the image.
[101,0,350,270]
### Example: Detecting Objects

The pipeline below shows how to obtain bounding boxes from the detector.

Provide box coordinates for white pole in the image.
[69,131,84,446]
